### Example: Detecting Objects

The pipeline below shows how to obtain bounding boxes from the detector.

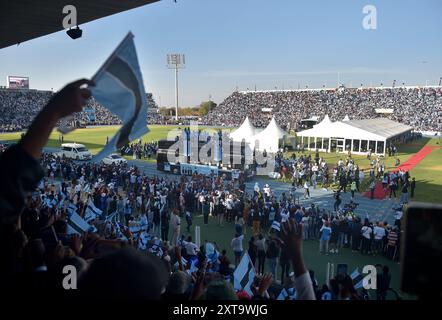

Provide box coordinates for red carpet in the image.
[396,145,435,172]
[363,145,435,200]
[363,182,389,200]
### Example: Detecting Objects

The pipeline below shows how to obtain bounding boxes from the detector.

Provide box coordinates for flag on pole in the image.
[233,252,256,296]
[91,32,149,161]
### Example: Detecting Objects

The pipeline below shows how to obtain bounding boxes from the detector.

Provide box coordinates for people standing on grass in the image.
[231,233,244,266]
[361,220,373,255]
[369,180,376,200]
[329,219,339,254]
[248,236,257,266]
[319,221,332,255]
[351,217,362,252]
[350,180,357,200]
[334,191,342,212]
[170,209,181,247]
[160,206,170,242]
[255,234,266,274]
[400,182,409,204]
[266,238,280,279]
[202,197,210,225]
[252,207,261,235]
[303,180,310,199]
[185,210,192,233]
[410,177,416,198]
[372,222,386,256]
[389,179,397,199]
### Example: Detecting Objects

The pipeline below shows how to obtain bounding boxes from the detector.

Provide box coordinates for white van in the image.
[58,143,92,160]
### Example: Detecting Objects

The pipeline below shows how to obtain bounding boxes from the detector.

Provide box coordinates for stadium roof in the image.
[0,0,159,49]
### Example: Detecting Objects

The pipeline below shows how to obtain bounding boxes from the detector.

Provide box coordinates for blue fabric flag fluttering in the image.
[91,32,149,161]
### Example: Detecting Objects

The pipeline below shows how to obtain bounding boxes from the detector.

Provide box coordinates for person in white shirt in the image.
[361,222,373,254]
[231,233,244,266]
[263,184,271,197]
[170,209,181,247]
[139,212,148,231]
[254,182,260,194]
[74,183,81,202]
[303,181,310,199]
[373,222,386,255]
[182,236,199,259]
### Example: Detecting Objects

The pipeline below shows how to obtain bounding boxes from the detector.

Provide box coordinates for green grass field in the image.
[282,137,442,204]
[0,125,183,155]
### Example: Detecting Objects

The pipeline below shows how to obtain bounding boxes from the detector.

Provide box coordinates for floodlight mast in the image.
[167,54,185,121]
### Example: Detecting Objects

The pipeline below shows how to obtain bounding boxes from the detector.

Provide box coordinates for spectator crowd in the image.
[0,89,161,132]
[0,144,400,300]
[202,87,442,132]
[0,80,410,301]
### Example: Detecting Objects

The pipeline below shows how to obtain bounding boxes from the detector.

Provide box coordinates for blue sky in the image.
[0,0,441,107]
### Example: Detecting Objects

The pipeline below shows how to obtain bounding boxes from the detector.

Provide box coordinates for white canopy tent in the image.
[229,116,256,143]
[296,116,413,155]
[252,117,288,152]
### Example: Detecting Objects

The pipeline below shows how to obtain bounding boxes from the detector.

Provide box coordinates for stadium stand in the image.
[202,86,442,132]
[0,89,161,132]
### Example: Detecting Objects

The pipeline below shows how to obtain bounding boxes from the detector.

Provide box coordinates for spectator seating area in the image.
[0,89,161,132]
[202,87,442,132]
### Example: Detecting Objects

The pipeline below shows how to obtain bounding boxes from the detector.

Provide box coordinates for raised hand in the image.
[280,218,306,277]
[45,79,94,119]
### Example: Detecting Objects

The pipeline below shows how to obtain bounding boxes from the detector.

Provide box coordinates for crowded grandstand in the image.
[2,86,441,134]
[203,86,442,133]
[0,89,161,132]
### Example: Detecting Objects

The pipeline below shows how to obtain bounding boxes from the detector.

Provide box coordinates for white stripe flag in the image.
[84,200,103,222]
[350,268,360,280]
[233,252,256,296]
[91,32,149,161]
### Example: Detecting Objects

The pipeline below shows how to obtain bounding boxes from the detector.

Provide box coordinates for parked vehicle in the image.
[57,143,91,160]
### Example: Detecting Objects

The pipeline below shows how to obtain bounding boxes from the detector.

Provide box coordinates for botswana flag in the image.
[66,203,94,235]
[350,267,365,289]
[84,200,103,223]
[233,253,256,296]
[91,32,149,161]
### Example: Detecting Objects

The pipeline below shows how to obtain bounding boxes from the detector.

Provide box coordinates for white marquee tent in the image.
[296,116,413,155]
[252,117,288,152]
[229,116,256,143]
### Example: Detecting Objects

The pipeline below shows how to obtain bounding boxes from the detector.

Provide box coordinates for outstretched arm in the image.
[0,79,93,226]
[280,218,316,300]
[20,79,94,159]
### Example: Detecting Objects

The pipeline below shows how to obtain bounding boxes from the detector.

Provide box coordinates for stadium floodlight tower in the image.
[167,54,185,121]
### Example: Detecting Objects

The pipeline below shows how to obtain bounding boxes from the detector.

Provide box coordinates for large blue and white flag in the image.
[91,32,149,161]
